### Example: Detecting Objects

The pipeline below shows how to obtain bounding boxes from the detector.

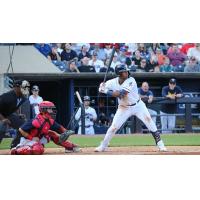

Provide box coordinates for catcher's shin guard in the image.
[11,146,32,155]
[151,131,161,144]
[11,143,44,155]
[32,143,44,155]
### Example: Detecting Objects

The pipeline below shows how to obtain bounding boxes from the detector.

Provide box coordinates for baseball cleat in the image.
[65,146,81,153]
[94,145,107,152]
[157,140,167,151]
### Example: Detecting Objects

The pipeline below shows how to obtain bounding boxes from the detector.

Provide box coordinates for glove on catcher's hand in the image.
[58,130,75,144]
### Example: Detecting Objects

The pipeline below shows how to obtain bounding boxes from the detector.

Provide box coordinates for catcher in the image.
[11,101,80,155]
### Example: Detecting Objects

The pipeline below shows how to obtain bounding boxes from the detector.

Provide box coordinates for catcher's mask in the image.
[39,101,57,119]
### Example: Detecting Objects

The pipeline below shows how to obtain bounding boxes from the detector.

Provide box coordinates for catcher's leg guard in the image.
[11,145,32,155]
[151,131,161,144]
[32,143,44,155]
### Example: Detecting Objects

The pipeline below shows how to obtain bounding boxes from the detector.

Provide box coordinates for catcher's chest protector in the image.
[31,114,54,137]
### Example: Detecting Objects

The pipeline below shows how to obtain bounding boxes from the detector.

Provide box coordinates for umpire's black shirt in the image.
[0,90,26,117]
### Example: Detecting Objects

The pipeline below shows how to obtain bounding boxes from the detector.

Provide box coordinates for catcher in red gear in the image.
[11,101,80,155]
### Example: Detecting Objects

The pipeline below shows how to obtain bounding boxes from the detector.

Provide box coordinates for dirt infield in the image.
[1,146,200,155]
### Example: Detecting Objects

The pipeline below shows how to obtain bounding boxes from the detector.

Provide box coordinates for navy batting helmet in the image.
[84,96,90,101]
[115,64,130,75]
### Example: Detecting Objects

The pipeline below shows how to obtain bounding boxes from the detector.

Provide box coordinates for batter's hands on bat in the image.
[99,82,108,94]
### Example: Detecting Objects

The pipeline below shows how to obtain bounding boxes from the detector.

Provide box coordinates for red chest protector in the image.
[31,114,55,138]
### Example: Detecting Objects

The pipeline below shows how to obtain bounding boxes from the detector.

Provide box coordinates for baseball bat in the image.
[75,91,83,104]
[103,46,116,83]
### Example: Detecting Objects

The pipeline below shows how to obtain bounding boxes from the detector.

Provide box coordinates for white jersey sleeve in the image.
[75,107,81,120]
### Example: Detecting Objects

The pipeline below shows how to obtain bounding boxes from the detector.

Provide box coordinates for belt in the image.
[128,99,140,106]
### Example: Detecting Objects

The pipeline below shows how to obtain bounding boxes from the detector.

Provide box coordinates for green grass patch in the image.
[1,134,200,150]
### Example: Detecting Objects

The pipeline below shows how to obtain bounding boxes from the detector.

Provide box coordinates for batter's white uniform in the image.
[98,76,158,148]
[75,107,97,135]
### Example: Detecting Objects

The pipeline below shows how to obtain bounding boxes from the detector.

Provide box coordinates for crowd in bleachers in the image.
[34,43,200,73]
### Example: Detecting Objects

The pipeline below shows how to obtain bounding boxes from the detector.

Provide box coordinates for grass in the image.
[1,134,200,150]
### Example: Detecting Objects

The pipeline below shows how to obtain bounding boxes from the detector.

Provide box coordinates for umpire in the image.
[0,80,30,147]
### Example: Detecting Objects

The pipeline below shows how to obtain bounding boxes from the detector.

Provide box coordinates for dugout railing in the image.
[128,97,200,134]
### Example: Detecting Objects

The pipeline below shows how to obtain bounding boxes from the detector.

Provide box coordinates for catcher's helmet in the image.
[39,101,57,119]
[83,96,90,101]
[115,64,130,75]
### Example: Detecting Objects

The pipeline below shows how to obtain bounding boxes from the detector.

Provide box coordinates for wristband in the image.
[107,90,113,97]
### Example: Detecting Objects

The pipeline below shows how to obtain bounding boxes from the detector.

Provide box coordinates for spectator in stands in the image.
[137,58,148,72]
[78,57,96,72]
[184,57,200,72]
[187,43,200,63]
[160,78,183,133]
[78,45,91,61]
[29,85,43,118]
[68,60,80,73]
[147,52,159,72]
[104,43,113,58]
[110,53,121,70]
[90,43,107,61]
[138,43,150,60]
[47,45,67,72]
[61,43,78,66]
[34,43,52,57]
[138,82,157,124]
[160,57,174,72]
[100,58,115,73]
[156,48,166,66]
[72,43,90,55]
[118,46,132,65]
[88,52,104,72]
[132,50,142,67]
[180,43,195,55]
[125,43,138,54]
[167,44,186,67]
[56,43,63,55]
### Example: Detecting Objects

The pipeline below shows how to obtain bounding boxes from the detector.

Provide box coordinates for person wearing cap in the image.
[88,52,104,72]
[75,96,97,135]
[29,85,43,118]
[184,57,200,72]
[160,78,183,133]
[0,80,30,145]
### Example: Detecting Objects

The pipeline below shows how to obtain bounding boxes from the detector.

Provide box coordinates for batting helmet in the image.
[115,64,130,76]
[83,96,90,101]
[39,101,57,119]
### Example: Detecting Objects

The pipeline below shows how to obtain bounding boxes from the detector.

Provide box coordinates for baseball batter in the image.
[95,64,167,152]
[75,96,97,135]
